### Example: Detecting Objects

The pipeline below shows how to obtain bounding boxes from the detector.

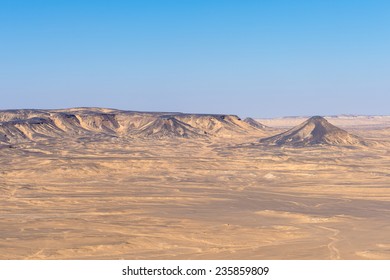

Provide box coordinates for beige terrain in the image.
[0,108,389,259]
[257,115,390,129]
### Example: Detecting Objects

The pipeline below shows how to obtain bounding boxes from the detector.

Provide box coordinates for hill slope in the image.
[259,116,366,146]
[243,117,267,129]
[0,108,266,142]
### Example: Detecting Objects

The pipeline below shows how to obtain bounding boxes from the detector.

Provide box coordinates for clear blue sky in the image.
[0,0,389,117]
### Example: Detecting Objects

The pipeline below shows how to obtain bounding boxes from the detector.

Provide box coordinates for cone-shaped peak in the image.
[260,116,365,147]
[307,115,327,122]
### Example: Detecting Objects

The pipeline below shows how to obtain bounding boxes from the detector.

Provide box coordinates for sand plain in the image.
[0,110,389,259]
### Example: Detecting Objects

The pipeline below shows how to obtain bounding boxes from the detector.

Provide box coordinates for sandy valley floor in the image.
[0,114,389,259]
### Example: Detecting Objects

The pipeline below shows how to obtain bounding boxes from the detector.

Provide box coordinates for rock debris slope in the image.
[135,116,207,138]
[243,117,267,129]
[259,116,366,146]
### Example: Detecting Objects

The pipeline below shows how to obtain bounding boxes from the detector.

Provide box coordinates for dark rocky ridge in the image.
[0,108,266,143]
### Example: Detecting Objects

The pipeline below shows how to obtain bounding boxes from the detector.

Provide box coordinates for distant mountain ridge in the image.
[0,108,267,143]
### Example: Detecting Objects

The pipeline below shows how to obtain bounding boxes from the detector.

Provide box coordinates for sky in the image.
[0,0,389,117]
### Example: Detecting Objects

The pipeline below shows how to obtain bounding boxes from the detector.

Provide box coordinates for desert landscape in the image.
[0,108,389,260]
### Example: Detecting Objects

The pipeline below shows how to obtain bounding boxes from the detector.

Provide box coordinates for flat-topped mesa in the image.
[0,108,267,142]
[259,116,366,146]
[0,109,49,122]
